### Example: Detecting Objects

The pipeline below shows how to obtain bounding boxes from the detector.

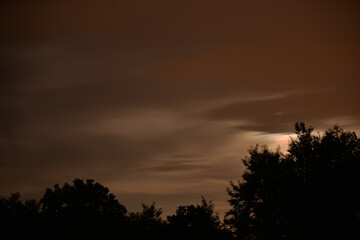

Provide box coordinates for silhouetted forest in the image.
[1,123,359,239]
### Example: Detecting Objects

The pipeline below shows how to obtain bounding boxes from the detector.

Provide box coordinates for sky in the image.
[1,0,360,217]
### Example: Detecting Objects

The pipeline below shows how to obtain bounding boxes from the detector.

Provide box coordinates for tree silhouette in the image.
[0,193,40,238]
[167,197,234,240]
[1,180,234,239]
[226,146,296,240]
[287,123,360,240]
[40,178,128,238]
[128,202,165,239]
[226,122,360,240]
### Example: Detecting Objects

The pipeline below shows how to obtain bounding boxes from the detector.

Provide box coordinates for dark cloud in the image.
[206,91,360,133]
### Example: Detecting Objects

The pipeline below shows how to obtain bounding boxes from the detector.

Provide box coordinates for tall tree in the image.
[226,123,360,240]
[226,146,296,240]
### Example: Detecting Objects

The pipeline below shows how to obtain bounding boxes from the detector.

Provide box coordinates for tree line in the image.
[1,123,359,239]
[0,179,231,240]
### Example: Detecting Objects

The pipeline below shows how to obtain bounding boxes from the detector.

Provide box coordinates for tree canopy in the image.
[40,178,127,217]
[40,178,128,238]
[226,122,360,240]
[167,197,232,240]
[1,180,234,239]
[128,202,165,239]
[0,192,40,238]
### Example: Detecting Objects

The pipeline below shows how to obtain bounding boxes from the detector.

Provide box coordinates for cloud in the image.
[205,90,360,134]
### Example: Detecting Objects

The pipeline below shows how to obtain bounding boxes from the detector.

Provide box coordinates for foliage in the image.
[0,193,40,238]
[40,178,128,238]
[128,202,165,239]
[226,146,296,240]
[226,122,360,240]
[40,178,127,217]
[167,197,233,240]
[0,182,233,239]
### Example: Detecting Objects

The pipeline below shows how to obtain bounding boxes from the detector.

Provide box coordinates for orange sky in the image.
[1,0,360,217]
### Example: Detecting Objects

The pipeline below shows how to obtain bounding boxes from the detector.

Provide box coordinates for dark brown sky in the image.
[1,0,360,216]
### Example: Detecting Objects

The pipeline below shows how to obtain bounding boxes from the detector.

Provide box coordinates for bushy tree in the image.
[287,123,360,240]
[226,123,360,240]
[128,202,165,239]
[226,146,296,240]
[0,193,40,238]
[40,178,128,238]
[167,197,233,240]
